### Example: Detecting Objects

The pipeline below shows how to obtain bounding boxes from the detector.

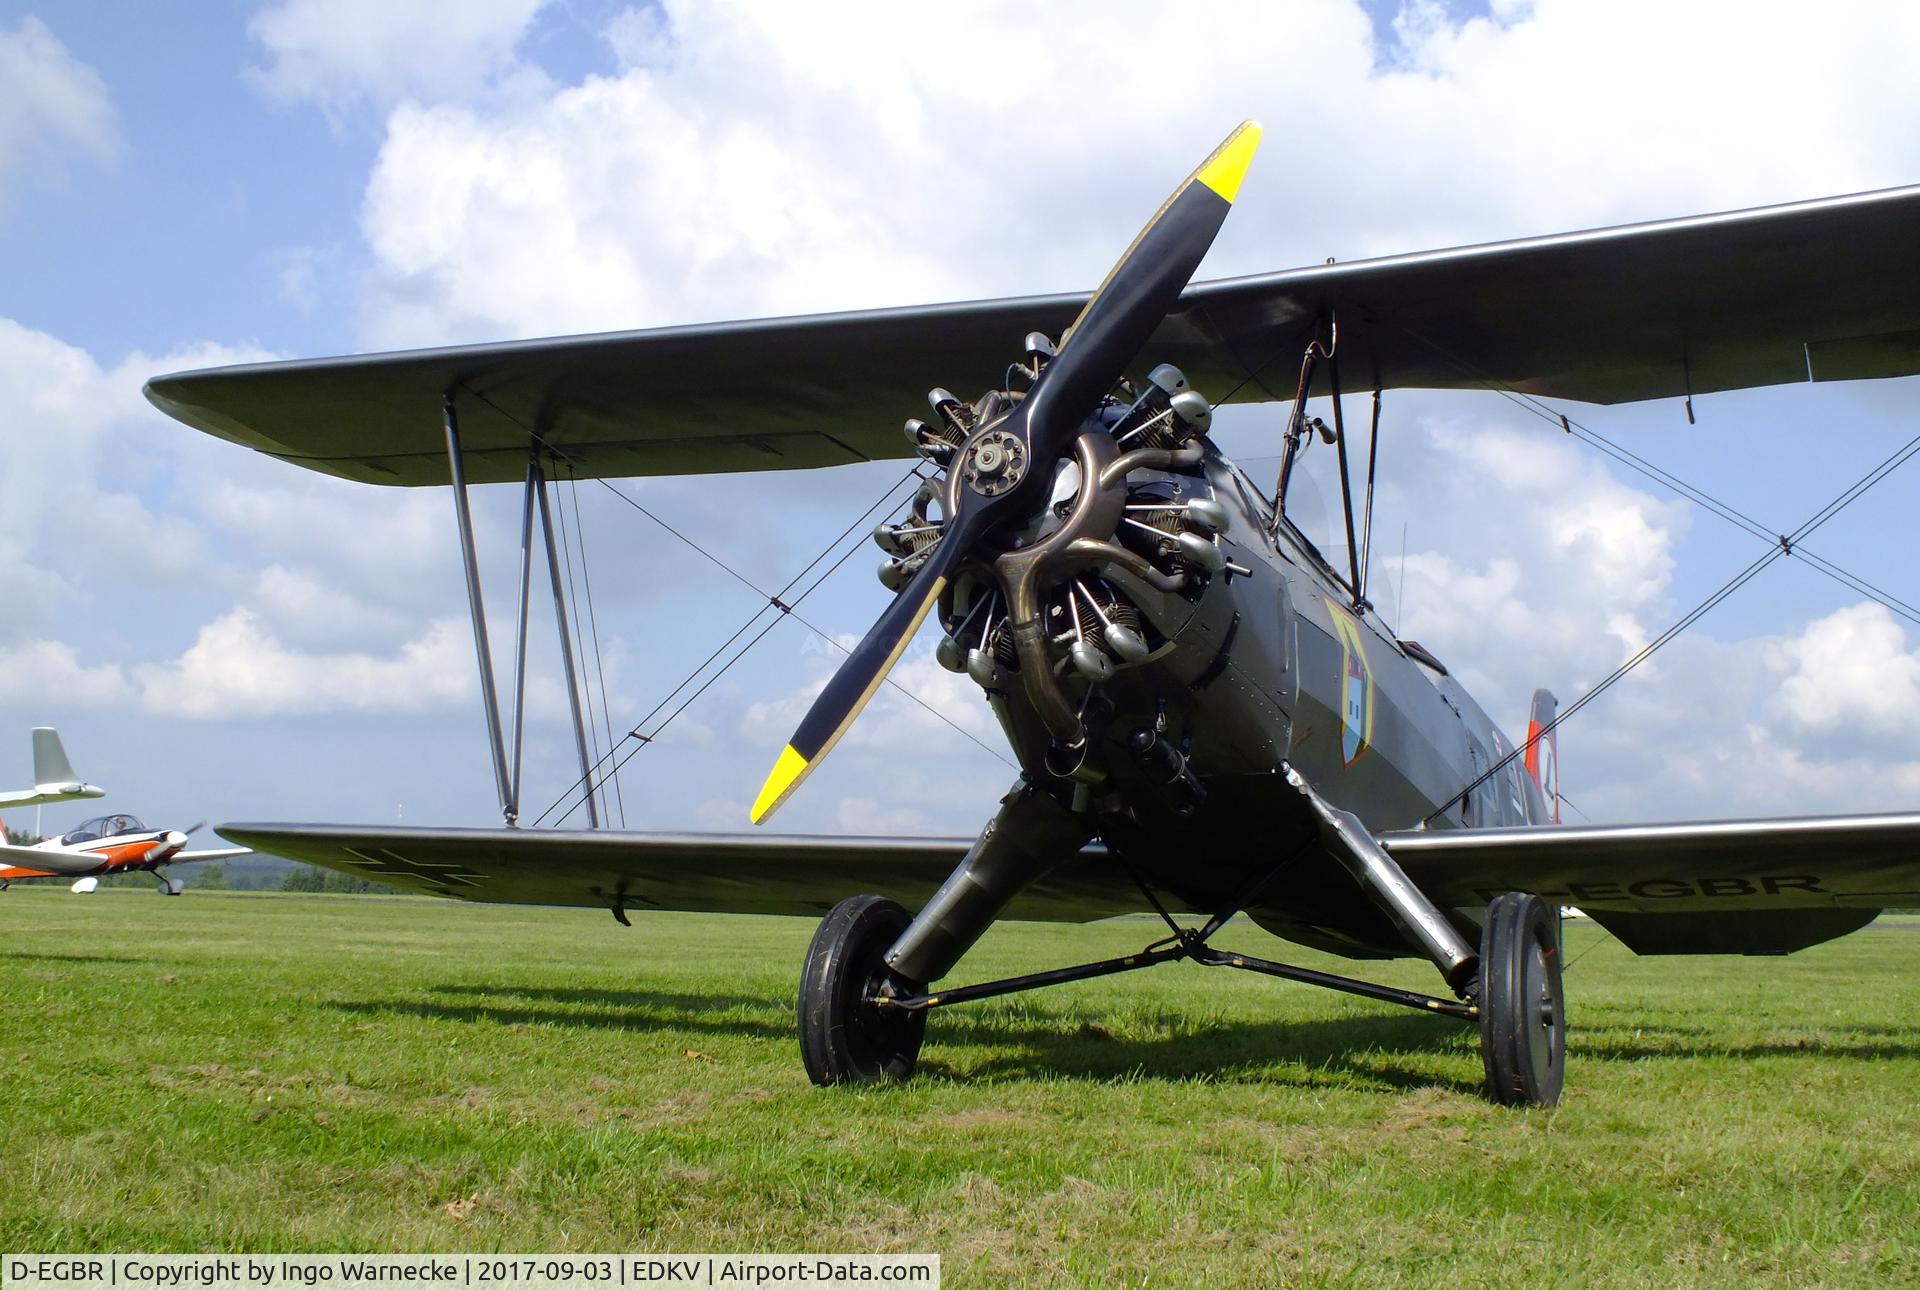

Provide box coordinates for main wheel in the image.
[798,895,926,1086]
[1478,891,1565,1107]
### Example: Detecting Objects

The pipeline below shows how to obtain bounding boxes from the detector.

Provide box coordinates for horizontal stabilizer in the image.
[1584,907,1879,955]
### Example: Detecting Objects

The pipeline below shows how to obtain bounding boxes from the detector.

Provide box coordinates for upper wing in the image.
[1380,812,1920,954]
[218,824,1139,921]
[146,186,1920,487]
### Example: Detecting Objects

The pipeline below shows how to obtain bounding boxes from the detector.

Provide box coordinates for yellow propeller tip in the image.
[1197,121,1262,204]
[750,744,810,825]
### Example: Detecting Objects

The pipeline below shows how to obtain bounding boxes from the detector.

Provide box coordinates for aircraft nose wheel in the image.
[1477,892,1565,1107]
[798,895,926,1086]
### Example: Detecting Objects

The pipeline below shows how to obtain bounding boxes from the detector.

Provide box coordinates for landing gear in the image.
[798,895,926,1085]
[1477,892,1565,1107]
[154,871,184,896]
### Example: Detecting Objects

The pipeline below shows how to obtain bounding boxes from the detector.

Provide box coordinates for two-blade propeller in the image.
[751,121,1262,824]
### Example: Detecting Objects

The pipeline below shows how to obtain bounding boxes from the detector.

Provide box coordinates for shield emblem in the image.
[1327,601,1374,765]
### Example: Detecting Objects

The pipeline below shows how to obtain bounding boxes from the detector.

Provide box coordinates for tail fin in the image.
[1523,689,1560,825]
[32,727,77,787]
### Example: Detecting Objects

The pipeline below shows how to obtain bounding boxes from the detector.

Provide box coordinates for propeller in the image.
[751,121,1262,824]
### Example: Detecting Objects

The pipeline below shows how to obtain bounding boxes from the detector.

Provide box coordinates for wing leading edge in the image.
[149,185,1920,486]
[217,824,1140,922]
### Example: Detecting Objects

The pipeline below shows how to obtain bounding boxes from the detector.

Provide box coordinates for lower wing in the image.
[1380,812,1920,954]
[0,844,109,877]
[223,810,1920,955]
[215,825,1138,922]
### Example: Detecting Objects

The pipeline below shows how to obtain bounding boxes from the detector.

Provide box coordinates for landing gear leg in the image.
[154,869,184,896]
[1478,892,1565,1107]
[798,895,926,1086]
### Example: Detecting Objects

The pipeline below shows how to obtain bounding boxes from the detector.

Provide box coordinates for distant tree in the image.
[278,864,399,895]
[321,868,398,894]
[281,866,327,893]
[193,864,231,890]
[3,825,44,846]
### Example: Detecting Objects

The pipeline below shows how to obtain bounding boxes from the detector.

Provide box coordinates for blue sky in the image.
[4,0,1920,845]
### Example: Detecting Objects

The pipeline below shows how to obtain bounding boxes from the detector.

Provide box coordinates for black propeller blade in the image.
[751,121,1262,824]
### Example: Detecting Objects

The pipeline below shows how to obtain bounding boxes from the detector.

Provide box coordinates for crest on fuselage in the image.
[1326,600,1374,765]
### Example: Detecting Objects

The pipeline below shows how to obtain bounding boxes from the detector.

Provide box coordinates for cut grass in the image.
[2,888,1916,1285]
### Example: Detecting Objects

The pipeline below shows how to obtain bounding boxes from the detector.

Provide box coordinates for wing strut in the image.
[441,395,604,827]
[443,395,515,823]
[534,462,602,828]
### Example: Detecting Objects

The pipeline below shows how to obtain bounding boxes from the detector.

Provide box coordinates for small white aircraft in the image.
[0,729,250,894]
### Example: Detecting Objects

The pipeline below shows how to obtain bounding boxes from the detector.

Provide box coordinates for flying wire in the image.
[529,463,1019,827]
[1426,421,1920,824]
[530,463,927,826]
[565,466,628,827]
[1387,321,1920,630]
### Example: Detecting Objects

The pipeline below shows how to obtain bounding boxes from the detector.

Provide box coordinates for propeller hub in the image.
[962,428,1028,497]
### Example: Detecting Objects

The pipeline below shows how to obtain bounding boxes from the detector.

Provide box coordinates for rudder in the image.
[1523,689,1560,825]
[32,727,78,787]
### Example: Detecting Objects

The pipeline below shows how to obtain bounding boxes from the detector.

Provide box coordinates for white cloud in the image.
[0,639,133,708]
[0,16,116,202]
[1769,602,1920,743]
[347,0,1920,349]
[0,320,268,630]
[133,608,471,719]
[0,611,475,721]
[247,0,551,119]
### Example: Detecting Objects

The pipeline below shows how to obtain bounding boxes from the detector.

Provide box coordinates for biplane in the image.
[145,123,1920,1105]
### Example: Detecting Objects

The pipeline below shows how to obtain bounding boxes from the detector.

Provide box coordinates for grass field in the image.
[3,888,1917,1285]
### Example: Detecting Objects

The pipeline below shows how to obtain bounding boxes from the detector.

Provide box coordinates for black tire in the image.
[1478,892,1565,1107]
[798,895,926,1086]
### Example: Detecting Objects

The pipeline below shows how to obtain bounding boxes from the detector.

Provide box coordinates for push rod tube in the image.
[443,395,516,825]
[535,467,601,829]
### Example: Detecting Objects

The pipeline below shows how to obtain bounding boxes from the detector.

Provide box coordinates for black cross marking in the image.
[342,846,488,891]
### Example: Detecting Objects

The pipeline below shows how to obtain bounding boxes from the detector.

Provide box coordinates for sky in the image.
[4,0,1920,846]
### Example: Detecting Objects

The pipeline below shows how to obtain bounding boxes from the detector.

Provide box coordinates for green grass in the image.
[3,889,1917,1286]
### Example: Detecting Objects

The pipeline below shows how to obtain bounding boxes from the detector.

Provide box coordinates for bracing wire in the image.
[530,463,1004,827]
[1427,422,1920,824]
[543,468,1016,827]
[564,466,627,827]
[1387,321,1920,631]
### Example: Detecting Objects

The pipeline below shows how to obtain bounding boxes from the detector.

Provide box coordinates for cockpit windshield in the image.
[62,814,147,845]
